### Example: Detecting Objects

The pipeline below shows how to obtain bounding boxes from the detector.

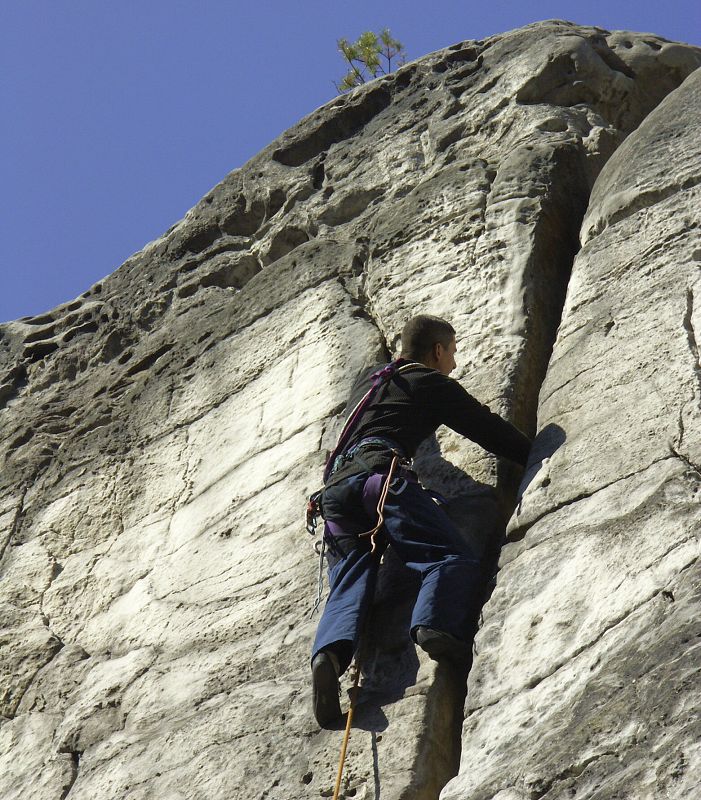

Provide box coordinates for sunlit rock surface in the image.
[443,66,701,800]
[0,20,699,800]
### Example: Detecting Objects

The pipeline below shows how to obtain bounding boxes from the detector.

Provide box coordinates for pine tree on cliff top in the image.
[335,28,407,93]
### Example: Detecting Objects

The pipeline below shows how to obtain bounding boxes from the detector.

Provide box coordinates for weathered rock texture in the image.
[443,64,701,800]
[0,20,699,800]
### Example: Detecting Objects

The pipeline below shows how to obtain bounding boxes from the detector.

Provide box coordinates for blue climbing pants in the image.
[311,471,483,673]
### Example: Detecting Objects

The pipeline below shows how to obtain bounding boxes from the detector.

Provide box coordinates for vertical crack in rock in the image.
[481,143,593,579]
[59,749,81,800]
[503,144,591,482]
[683,286,701,399]
[6,551,66,718]
[433,152,592,799]
[413,662,471,798]
[671,409,701,479]
[354,144,595,798]
[338,247,392,359]
[0,485,28,565]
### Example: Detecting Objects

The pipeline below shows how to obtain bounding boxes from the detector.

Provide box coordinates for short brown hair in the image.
[400,315,455,360]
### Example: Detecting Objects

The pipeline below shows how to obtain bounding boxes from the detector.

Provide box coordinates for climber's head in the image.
[400,315,457,376]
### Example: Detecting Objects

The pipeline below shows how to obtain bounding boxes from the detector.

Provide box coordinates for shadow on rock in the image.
[516,422,567,501]
[505,423,567,544]
[351,546,421,732]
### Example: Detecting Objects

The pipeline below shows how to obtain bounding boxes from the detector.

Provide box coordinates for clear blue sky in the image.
[2,0,699,323]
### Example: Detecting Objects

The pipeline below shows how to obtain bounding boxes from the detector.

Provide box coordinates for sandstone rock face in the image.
[443,67,701,800]
[0,21,699,800]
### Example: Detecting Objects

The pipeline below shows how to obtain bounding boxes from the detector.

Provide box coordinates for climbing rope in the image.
[332,657,362,800]
[358,453,400,553]
[331,454,400,798]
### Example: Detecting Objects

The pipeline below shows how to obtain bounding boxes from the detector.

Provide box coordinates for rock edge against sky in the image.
[1,20,700,800]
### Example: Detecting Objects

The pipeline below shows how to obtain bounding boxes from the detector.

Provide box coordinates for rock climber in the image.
[310,314,531,726]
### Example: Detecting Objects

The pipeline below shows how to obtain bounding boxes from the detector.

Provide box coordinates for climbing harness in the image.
[306,360,418,543]
[307,451,402,618]
[305,361,418,612]
[322,360,418,483]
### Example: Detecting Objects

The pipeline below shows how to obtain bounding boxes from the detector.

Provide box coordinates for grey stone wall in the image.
[0,21,699,800]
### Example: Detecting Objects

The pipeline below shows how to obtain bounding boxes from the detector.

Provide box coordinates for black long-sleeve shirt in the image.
[327,359,531,485]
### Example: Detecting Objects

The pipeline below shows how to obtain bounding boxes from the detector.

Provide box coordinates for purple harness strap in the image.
[322,361,402,483]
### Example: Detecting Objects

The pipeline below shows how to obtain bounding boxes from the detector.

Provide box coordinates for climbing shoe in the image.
[414,626,471,664]
[312,651,342,727]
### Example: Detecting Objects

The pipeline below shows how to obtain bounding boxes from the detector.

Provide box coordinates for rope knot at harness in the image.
[357,453,401,554]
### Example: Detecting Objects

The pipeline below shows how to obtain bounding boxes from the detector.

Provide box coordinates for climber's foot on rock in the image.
[312,651,342,727]
[414,626,471,664]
